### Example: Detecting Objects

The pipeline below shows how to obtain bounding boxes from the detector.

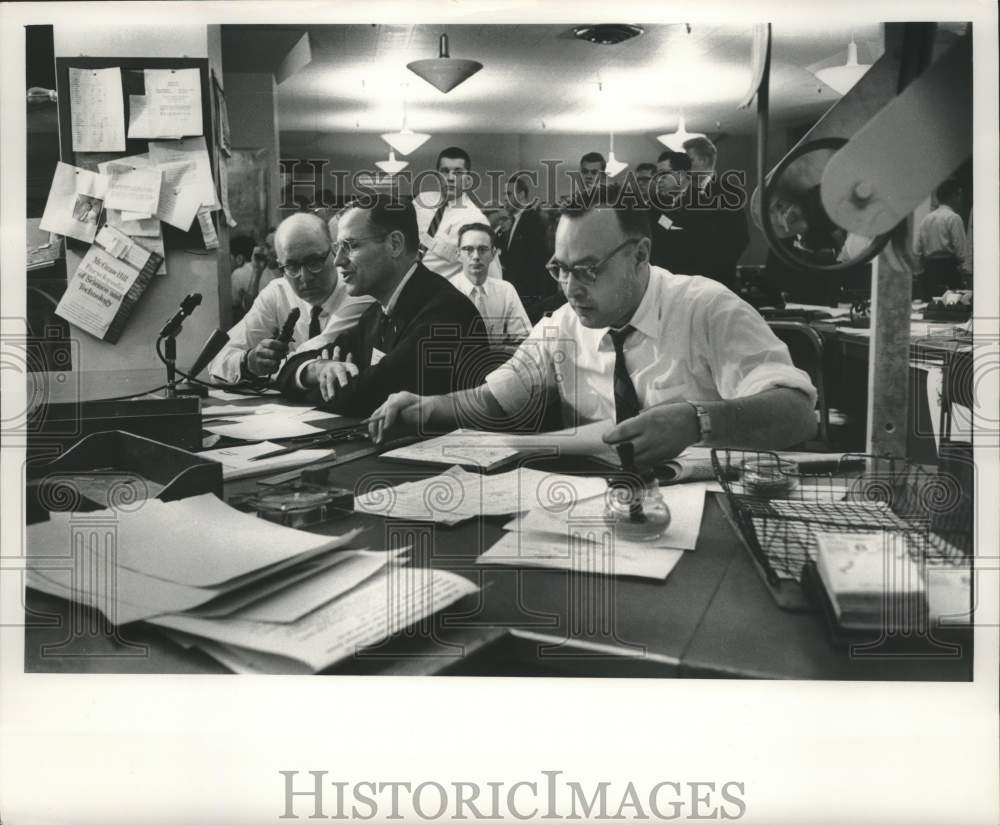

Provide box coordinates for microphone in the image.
[277,307,301,345]
[158,293,202,338]
[187,329,230,378]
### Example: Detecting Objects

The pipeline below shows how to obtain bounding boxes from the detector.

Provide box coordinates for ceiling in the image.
[221,22,939,138]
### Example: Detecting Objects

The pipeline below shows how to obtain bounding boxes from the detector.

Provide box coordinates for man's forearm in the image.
[701,387,817,449]
[420,386,508,433]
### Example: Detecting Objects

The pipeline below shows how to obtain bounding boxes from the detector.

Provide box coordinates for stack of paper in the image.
[25,493,476,673]
[355,465,608,525]
[199,441,335,480]
[480,481,718,581]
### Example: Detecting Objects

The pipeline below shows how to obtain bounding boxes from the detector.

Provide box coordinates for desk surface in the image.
[22,370,973,680]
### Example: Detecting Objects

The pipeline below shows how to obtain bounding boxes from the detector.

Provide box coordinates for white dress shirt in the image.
[209,276,374,384]
[449,273,532,344]
[414,193,502,281]
[485,266,817,425]
[914,203,966,263]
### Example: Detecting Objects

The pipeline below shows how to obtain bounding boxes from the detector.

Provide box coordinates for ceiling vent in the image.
[572,24,644,46]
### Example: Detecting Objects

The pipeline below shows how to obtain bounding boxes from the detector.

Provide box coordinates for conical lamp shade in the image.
[656,116,706,151]
[375,150,408,176]
[407,34,483,93]
[815,40,871,95]
[381,127,431,156]
[606,151,628,178]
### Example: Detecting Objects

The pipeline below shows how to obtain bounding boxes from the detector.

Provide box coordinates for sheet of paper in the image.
[203,414,325,441]
[150,567,478,672]
[355,465,608,525]
[107,208,160,237]
[198,208,220,248]
[479,530,685,581]
[69,67,125,152]
[235,551,400,623]
[149,136,219,209]
[198,441,334,480]
[126,69,203,138]
[209,388,280,401]
[39,162,109,244]
[104,166,162,215]
[26,493,363,587]
[155,160,202,231]
[504,481,718,552]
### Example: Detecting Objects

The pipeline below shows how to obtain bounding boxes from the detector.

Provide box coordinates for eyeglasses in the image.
[546,238,640,285]
[278,249,331,278]
[332,234,387,258]
[458,244,493,258]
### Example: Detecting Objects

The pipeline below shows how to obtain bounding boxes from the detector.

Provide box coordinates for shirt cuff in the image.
[294,357,318,391]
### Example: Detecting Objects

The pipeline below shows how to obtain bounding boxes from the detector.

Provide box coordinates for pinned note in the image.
[39,162,109,244]
[149,136,219,210]
[127,68,203,139]
[69,67,126,152]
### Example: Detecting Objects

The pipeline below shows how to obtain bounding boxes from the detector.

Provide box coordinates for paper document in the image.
[39,162,109,244]
[26,493,363,588]
[504,481,718,552]
[149,136,219,210]
[209,388,281,402]
[69,67,126,151]
[155,159,203,231]
[355,465,608,525]
[151,567,479,673]
[127,68,203,138]
[204,414,326,441]
[479,530,684,581]
[104,165,162,216]
[199,441,334,480]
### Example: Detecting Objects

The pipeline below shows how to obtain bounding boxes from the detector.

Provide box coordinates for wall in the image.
[54,25,225,372]
[223,72,281,230]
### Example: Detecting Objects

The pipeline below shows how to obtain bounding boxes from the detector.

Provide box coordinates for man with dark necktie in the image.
[367,186,818,469]
[497,173,556,316]
[209,212,373,384]
[276,196,487,417]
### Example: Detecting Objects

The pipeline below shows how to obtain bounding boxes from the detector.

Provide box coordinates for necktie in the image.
[308,304,323,339]
[608,326,640,423]
[427,201,448,239]
[471,285,489,338]
[374,307,391,352]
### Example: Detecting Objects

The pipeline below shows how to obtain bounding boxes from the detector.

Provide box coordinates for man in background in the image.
[634,162,657,205]
[683,135,749,289]
[230,236,269,322]
[414,146,500,281]
[914,179,967,300]
[209,212,372,384]
[578,151,607,194]
[649,150,700,276]
[276,196,486,416]
[498,172,555,315]
[451,222,531,347]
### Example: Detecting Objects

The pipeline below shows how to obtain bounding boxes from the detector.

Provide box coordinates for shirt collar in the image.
[453,272,490,296]
[381,262,419,315]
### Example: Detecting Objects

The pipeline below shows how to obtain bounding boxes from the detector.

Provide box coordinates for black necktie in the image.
[427,202,448,238]
[308,304,323,339]
[608,326,640,423]
[374,308,391,352]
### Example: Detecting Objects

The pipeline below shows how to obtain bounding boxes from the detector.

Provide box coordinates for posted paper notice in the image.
[69,67,126,152]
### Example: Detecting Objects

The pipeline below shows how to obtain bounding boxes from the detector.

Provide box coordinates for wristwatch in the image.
[687,401,712,443]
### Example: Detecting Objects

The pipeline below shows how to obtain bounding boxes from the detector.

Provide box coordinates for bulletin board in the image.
[55,56,215,249]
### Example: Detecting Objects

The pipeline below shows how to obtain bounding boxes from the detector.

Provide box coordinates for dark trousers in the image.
[919,257,961,301]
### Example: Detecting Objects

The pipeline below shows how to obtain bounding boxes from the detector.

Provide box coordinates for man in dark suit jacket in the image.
[498,174,556,320]
[648,150,703,276]
[277,196,486,417]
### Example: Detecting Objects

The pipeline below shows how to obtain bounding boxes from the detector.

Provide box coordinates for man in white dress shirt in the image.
[368,186,817,468]
[414,146,501,281]
[209,212,373,384]
[449,222,531,346]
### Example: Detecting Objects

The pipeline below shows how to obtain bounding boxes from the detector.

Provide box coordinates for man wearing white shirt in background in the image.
[415,146,501,281]
[209,212,373,384]
[449,222,531,347]
[369,185,818,469]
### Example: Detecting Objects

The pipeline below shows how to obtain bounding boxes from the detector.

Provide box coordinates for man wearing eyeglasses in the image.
[274,196,486,417]
[450,223,531,347]
[368,187,817,469]
[209,212,374,384]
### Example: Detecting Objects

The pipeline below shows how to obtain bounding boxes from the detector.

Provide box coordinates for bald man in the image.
[209,212,374,384]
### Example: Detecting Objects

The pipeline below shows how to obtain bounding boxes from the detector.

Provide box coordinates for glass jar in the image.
[603,473,671,542]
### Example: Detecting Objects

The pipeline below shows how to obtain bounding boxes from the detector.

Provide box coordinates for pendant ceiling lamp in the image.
[375,150,408,176]
[407,34,483,94]
[381,91,430,156]
[656,115,706,151]
[814,37,872,95]
[605,133,628,178]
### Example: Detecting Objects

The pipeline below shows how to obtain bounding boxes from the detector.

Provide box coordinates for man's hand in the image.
[303,346,358,402]
[368,391,429,443]
[602,403,700,468]
[246,338,289,376]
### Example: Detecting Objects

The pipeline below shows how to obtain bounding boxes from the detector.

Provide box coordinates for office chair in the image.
[938,347,974,445]
[767,320,831,449]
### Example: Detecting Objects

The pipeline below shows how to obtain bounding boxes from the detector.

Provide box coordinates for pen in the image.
[615,441,646,523]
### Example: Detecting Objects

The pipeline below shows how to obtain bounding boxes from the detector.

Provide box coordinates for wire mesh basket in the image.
[710,449,972,588]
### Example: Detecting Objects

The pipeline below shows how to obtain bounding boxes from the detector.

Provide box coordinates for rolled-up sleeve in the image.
[700,290,818,407]
[484,317,557,414]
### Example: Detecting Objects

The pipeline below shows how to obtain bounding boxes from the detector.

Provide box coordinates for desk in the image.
[21,371,973,680]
